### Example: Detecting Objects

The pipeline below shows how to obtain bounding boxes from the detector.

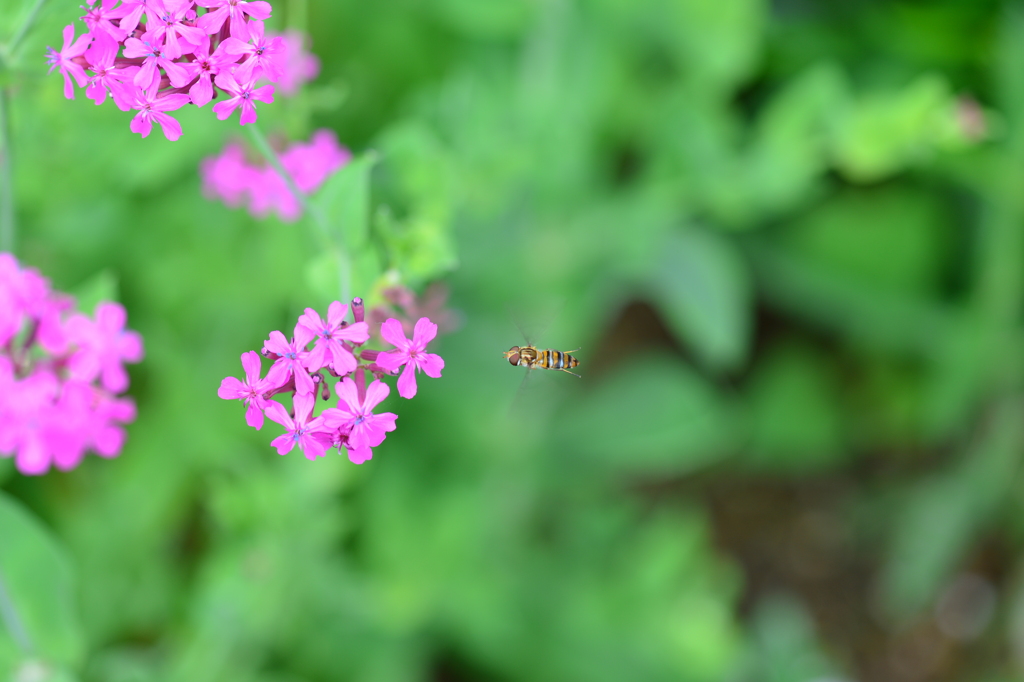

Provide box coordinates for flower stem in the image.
[0,87,14,254]
[0,569,34,655]
[245,122,351,302]
[3,0,49,64]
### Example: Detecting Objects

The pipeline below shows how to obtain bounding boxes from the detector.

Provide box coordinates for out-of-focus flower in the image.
[275,29,320,96]
[199,129,351,221]
[0,254,143,475]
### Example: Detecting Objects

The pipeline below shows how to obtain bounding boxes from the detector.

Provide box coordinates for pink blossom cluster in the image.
[218,298,444,464]
[200,129,350,220]
[0,254,143,475]
[46,0,318,140]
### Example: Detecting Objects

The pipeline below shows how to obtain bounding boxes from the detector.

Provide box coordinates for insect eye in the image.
[507,353,520,366]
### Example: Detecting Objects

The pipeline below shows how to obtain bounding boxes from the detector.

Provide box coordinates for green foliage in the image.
[3,0,1024,680]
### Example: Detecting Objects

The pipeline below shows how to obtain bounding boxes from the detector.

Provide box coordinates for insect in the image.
[503,345,581,378]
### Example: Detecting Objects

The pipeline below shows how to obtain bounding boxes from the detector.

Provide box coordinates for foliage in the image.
[1,0,1023,680]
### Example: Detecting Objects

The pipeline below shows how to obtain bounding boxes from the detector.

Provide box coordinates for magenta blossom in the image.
[220,299,447,465]
[48,1,302,140]
[262,329,315,395]
[0,254,142,475]
[376,318,445,399]
[275,29,320,96]
[200,129,351,220]
[220,20,286,84]
[322,378,397,464]
[218,351,271,429]
[196,0,272,40]
[297,301,369,375]
[212,71,274,125]
[45,25,92,99]
[66,302,145,393]
[265,393,331,460]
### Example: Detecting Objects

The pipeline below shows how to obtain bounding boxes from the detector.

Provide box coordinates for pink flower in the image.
[66,302,145,393]
[376,318,445,399]
[265,393,331,460]
[123,31,191,89]
[127,88,191,140]
[196,0,272,40]
[297,302,369,375]
[181,35,235,107]
[80,1,128,43]
[218,351,271,429]
[212,71,274,125]
[273,29,320,96]
[116,0,161,35]
[219,20,285,84]
[148,0,207,59]
[200,142,258,206]
[200,130,350,220]
[84,36,136,108]
[46,25,92,99]
[322,377,397,463]
[262,329,315,395]
[0,371,60,475]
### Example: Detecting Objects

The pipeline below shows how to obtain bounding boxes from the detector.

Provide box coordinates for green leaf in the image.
[0,492,84,673]
[313,153,377,251]
[67,269,119,316]
[556,354,737,475]
[649,230,753,372]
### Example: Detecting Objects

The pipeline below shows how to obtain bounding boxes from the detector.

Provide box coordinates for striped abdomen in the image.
[537,348,579,372]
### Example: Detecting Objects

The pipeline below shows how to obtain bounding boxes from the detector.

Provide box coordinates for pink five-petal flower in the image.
[281,129,351,193]
[264,393,330,460]
[66,302,144,392]
[376,317,445,399]
[123,31,192,89]
[218,350,271,429]
[116,0,161,35]
[84,35,136,107]
[45,25,92,99]
[262,329,315,395]
[195,0,272,40]
[148,0,207,59]
[212,71,274,125]
[182,35,235,107]
[297,302,369,375]
[200,142,259,206]
[219,20,286,84]
[322,377,397,456]
[2,371,60,475]
[129,88,191,140]
[273,29,320,96]
[81,0,129,43]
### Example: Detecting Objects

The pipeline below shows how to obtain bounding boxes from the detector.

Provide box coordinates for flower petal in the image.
[396,363,417,399]
[417,352,444,378]
[411,317,438,348]
[379,318,409,350]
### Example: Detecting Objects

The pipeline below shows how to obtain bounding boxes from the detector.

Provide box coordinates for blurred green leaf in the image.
[68,269,119,316]
[0,492,84,673]
[744,343,845,472]
[648,230,752,371]
[557,354,737,474]
[314,152,377,251]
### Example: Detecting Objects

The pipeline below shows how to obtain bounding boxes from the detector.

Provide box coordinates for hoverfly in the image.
[503,345,581,377]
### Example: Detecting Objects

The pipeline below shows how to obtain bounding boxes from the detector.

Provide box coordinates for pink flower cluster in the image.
[46,0,317,140]
[200,129,350,220]
[218,298,444,464]
[0,254,143,475]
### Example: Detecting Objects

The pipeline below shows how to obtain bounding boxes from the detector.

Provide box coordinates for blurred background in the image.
[3,0,1024,680]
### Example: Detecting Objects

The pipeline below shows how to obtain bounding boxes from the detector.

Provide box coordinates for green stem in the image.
[0,87,14,254]
[0,570,33,655]
[4,0,49,64]
[245,123,351,302]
